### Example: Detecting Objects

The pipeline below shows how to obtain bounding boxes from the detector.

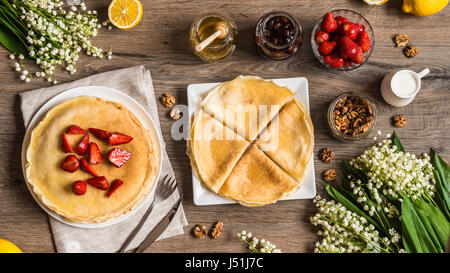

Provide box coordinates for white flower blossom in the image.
[349,134,435,202]
[238,231,281,253]
[312,133,436,253]
[6,0,112,83]
[311,196,396,253]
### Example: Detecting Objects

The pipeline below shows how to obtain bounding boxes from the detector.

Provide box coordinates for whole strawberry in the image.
[351,46,364,64]
[356,24,365,34]
[72,180,87,195]
[341,22,359,40]
[324,52,344,68]
[335,16,349,28]
[315,30,330,44]
[339,36,360,60]
[319,41,337,56]
[356,30,371,52]
[321,12,337,33]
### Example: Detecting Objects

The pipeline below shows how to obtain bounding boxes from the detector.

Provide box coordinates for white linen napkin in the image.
[19,66,188,253]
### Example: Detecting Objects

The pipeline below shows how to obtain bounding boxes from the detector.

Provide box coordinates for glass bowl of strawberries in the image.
[311,9,374,71]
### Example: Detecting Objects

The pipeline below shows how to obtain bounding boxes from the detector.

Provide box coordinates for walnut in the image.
[323,169,337,182]
[320,148,335,163]
[394,34,409,47]
[169,107,182,120]
[404,46,419,58]
[160,93,175,108]
[393,114,407,127]
[210,221,223,239]
[193,224,208,238]
[332,95,373,137]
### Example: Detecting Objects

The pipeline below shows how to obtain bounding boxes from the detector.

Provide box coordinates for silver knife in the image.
[133,196,182,253]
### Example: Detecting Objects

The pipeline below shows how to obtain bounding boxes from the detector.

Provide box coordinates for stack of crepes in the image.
[187,76,314,206]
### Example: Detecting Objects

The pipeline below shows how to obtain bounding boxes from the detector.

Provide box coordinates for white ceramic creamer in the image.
[380,68,430,107]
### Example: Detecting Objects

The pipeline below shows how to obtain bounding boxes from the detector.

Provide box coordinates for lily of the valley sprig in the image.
[311,131,449,253]
[237,231,281,253]
[311,195,403,253]
[349,132,436,204]
[0,0,112,84]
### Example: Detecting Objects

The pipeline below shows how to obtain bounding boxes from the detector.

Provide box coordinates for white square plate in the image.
[187,77,316,206]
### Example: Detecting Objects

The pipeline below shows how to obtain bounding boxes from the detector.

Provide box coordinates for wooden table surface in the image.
[0,0,448,253]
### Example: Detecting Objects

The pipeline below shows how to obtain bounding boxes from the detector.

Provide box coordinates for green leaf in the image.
[432,150,450,221]
[325,184,383,232]
[434,170,450,222]
[0,24,28,55]
[413,198,450,251]
[392,131,405,152]
[402,197,440,253]
[401,197,424,252]
[414,206,444,252]
[0,6,28,56]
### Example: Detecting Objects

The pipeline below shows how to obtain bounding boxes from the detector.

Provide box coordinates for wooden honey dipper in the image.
[195,21,229,52]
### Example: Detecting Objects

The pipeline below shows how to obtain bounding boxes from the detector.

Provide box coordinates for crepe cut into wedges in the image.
[201,76,294,141]
[218,145,300,206]
[187,110,251,193]
[256,99,314,183]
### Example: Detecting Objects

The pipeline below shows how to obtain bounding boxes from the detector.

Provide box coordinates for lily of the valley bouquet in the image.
[311,131,450,253]
[0,0,111,84]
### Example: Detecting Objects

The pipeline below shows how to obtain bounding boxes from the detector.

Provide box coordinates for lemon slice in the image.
[363,0,389,4]
[108,0,143,30]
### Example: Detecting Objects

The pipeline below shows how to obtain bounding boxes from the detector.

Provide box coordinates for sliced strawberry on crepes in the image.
[89,128,112,140]
[89,142,102,165]
[86,176,109,191]
[61,155,80,173]
[61,134,73,153]
[107,179,124,197]
[76,134,89,155]
[107,148,132,168]
[66,124,87,134]
[80,157,98,177]
[108,133,133,145]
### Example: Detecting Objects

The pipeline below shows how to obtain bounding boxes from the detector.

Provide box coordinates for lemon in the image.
[402,0,448,16]
[363,0,389,5]
[108,0,143,29]
[0,238,22,253]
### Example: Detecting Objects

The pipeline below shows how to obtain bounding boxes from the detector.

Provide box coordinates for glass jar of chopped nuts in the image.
[327,93,376,141]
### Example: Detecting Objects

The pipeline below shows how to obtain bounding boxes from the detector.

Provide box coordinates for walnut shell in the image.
[323,169,337,182]
[160,93,176,108]
[320,148,335,163]
[393,114,407,127]
[210,221,223,239]
[193,224,208,238]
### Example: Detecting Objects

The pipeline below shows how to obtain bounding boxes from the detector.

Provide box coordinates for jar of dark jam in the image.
[254,12,302,60]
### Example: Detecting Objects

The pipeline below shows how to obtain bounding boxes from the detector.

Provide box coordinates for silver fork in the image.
[117,174,178,253]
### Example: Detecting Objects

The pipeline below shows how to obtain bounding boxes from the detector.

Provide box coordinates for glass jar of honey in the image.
[254,12,303,60]
[190,13,238,62]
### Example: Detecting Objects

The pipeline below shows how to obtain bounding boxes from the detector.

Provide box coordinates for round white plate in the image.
[21,86,163,228]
